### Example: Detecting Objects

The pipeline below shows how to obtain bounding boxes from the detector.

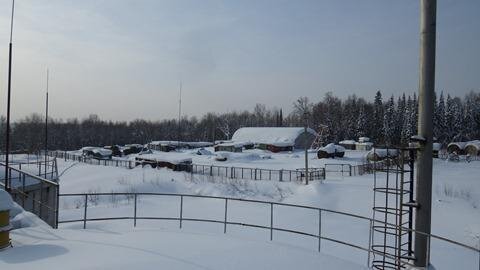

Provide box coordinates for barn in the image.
[231,127,317,152]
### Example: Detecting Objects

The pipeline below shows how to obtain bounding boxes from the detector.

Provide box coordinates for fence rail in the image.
[1,161,59,228]
[58,192,480,269]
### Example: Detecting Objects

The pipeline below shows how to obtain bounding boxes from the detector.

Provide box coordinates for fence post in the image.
[83,194,88,229]
[318,209,322,252]
[270,203,274,241]
[180,195,183,229]
[367,219,373,267]
[279,169,283,182]
[134,194,137,227]
[224,198,228,234]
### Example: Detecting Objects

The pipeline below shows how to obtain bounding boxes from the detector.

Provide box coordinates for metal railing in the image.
[58,192,480,269]
[1,161,59,228]
[191,164,325,182]
[48,150,325,182]
[48,150,135,169]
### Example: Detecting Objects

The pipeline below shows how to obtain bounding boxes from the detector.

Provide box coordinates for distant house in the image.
[214,143,243,152]
[339,140,356,150]
[355,137,373,151]
[231,127,317,153]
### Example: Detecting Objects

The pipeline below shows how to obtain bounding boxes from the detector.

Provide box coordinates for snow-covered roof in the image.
[366,148,399,159]
[149,141,180,146]
[216,142,244,148]
[231,127,317,147]
[355,142,373,146]
[81,147,112,156]
[319,143,345,154]
[137,153,192,164]
[339,140,356,145]
[358,137,370,143]
[448,142,467,149]
[0,189,13,211]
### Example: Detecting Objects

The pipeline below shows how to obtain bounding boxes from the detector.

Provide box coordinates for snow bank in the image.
[231,127,317,146]
[0,189,14,211]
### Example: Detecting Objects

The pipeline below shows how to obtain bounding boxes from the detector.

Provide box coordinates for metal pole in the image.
[4,0,15,191]
[414,0,436,267]
[45,69,49,177]
[304,112,309,185]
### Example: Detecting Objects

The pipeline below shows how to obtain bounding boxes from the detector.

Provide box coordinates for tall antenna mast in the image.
[44,69,49,176]
[4,0,15,191]
[177,81,182,141]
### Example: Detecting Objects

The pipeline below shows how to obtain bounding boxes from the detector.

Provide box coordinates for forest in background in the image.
[0,91,479,152]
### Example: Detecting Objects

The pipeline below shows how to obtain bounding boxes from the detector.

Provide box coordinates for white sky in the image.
[0,0,479,121]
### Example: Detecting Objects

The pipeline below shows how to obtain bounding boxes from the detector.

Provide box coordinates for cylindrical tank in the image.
[0,210,11,249]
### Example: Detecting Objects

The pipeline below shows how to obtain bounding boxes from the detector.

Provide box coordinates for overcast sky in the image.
[0,0,479,121]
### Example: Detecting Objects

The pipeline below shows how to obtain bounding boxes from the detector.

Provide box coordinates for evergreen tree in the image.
[383,96,396,145]
[373,91,384,143]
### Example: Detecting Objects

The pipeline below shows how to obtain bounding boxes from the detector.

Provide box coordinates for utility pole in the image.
[4,0,15,191]
[44,69,49,177]
[304,111,309,185]
[414,0,436,267]
[177,81,182,142]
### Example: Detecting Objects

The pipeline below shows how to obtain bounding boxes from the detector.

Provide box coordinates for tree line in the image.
[0,91,478,153]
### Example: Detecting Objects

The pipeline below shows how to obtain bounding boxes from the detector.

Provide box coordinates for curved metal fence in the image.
[58,192,480,269]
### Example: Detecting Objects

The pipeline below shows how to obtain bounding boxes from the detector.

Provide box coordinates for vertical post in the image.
[44,69,49,178]
[223,198,228,233]
[179,195,183,229]
[3,0,15,192]
[133,194,137,227]
[270,203,274,241]
[318,209,322,252]
[55,185,59,229]
[83,194,88,229]
[415,0,436,267]
[367,219,373,267]
[304,112,309,185]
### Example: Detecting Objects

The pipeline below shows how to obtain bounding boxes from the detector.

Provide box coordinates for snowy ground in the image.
[2,150,480,269]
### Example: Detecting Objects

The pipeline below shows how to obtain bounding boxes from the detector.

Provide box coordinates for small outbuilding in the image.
[317,143,345,159]
[339,140,356,150]
[214,143,243,152]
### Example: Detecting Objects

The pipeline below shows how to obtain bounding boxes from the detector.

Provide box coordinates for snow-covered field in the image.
[2,150,480,269]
